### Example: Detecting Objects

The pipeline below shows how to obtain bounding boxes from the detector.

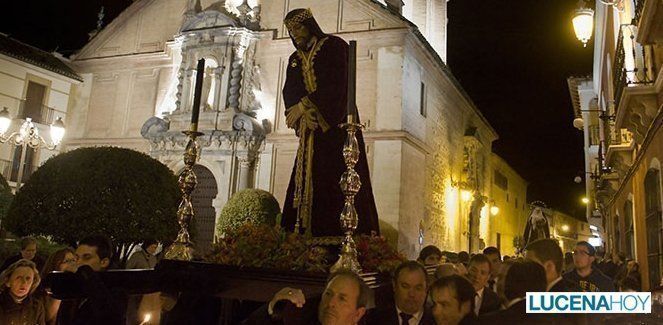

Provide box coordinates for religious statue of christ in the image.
[281,8,380,237]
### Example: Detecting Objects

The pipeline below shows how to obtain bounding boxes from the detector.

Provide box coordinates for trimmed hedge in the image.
[5,147,179,262]
[217,189,280,234]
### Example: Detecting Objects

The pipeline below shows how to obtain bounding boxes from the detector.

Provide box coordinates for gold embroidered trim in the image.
[297,37,327,94]
[291,37,329,236]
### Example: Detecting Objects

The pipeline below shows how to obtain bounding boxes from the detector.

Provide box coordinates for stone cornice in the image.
[74,0,165,60]
[146,129,265,153]
[266,130,431,154]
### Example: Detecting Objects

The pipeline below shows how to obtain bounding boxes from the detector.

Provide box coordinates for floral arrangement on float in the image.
[205,223,405,274]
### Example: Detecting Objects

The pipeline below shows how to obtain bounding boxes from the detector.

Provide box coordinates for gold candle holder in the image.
[330,122,363,273]
[165,130,204,261]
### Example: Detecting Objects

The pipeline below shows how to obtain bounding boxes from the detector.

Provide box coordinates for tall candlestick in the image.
[190,58,206,132]
[347,41,357,124]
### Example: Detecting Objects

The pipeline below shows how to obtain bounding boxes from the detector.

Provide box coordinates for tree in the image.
[5,147,180,265]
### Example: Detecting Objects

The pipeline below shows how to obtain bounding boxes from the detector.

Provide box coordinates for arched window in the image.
[613,212,621,254]
[624,200,634,259]
[644,168,662,289]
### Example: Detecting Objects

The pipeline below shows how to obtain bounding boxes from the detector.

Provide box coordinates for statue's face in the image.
[288,22,311,50]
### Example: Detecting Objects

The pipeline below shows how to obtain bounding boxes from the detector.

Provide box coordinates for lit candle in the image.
[139,313,151,325]
[347,41,357,124]
[190,58,206,132]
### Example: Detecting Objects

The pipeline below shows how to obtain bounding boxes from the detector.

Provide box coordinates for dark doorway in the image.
[190,164,218,254]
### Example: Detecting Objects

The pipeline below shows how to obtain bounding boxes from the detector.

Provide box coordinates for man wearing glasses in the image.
[563,241,615,292]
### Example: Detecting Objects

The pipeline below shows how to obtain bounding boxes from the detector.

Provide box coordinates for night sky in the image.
[1,0,592,217]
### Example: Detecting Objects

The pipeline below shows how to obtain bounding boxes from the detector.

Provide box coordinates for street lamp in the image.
[0,107,66,189]
[581,197,590,204]
[490,205,499,216]
[572,0,594,47]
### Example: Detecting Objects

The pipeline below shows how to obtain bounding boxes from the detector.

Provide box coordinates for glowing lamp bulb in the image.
[490,206,499,216]
[572,1,594,47]
[50,117,65,146]
[0,107,11,135]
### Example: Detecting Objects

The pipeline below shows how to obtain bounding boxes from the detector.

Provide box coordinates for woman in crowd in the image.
[0,259,45,324]
[39,247,77,325]
[126,239,158,270]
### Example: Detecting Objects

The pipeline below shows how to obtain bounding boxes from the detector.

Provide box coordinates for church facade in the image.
[65,0,498,258]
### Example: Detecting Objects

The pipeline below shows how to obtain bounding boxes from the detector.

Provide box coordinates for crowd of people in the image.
[244,239,648,325]
[0,235,157,325]
[0,235,652,324]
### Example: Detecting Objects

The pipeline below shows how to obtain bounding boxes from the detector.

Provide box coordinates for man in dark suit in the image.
[478,260,551,324]
[525,239,586,324]
[366,261,434,325]
[429,275,477,325]
[482,247,501,293]
[525,239,581,292]
[243,270,369,325]
[467,254,500,316]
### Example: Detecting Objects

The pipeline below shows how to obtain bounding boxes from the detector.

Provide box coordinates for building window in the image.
[644,169,662,289]
[624,200,635,259]
[419,82,427,117]
[614,214,621,253]
[22,81,47,123]
[494,170,508,190]
[10,145,36,184]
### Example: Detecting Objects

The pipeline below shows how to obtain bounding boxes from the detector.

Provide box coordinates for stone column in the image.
[228,42,246,112]
[181,68,195,112]
[235,153,256,191]
[212,66,225,111]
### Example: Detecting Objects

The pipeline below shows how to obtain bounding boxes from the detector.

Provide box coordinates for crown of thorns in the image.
[285,9,313,30]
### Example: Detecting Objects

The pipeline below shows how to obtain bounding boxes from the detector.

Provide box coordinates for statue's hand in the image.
[301,110,319,131]
[286,103,305,128]
[268,287,306,316]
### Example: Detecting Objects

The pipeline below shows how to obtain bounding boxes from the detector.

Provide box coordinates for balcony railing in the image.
[610,127,633,145]
[613,24,656,111]
[16,99,60,125]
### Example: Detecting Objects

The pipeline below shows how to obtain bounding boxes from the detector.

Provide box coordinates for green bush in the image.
[217,189,280,234]
[5,147,180,265]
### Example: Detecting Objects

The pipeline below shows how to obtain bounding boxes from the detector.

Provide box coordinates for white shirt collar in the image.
[546,276,563,291]
[476,287,485,299]
[396,306,423,324]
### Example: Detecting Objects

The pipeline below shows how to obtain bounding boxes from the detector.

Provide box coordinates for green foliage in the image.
[217,189,281,234]
[5,147,180,262]
[207,223,329,272]
[206,223,405,273]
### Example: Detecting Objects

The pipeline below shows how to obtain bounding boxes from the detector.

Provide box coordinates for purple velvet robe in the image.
[281,35,379,237]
